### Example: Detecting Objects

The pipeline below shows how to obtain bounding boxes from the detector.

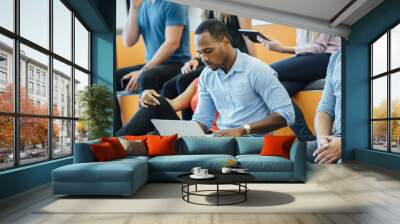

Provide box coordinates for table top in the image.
[177,172,255,185]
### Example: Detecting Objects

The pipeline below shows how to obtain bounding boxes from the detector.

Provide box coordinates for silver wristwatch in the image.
[243,124,251,135]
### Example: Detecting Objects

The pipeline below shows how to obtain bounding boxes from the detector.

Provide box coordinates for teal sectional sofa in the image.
[52,137,306,196]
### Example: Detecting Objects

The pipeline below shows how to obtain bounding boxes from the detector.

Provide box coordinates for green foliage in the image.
[79,84,113,140]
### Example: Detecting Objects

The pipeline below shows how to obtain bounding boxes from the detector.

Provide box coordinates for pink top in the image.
[294,33,341,55]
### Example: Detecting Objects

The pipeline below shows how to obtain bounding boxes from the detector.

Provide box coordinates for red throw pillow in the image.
[101,137,126,158]
[146,134,177,157]
[259,135,296,159]
[91,142,118,161]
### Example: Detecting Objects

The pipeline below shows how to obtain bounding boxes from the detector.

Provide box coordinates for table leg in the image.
[217,184,219,206]
[195,184,197,192]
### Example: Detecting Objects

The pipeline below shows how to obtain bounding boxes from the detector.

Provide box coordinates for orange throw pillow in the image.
[259,135,296,159]
[146,134,178,157]
[101,137,126,158]
[91,142,117,162]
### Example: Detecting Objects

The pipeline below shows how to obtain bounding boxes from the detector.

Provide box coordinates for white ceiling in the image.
[168,0,384,37]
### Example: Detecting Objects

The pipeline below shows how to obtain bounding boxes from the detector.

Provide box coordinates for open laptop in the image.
[151,119,211,137]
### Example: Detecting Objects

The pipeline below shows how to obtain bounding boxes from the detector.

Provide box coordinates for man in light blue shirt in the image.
[308,50,342,163]
[192,19,295,136]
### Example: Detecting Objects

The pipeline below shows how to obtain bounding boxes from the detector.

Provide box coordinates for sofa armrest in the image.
[289,142,306,182]
[73,140,100,163]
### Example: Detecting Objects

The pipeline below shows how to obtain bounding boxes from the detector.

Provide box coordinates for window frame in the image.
[0,0,92,171]
[370,20,400,154]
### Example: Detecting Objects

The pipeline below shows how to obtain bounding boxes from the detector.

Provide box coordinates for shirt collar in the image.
[217,49,244,78]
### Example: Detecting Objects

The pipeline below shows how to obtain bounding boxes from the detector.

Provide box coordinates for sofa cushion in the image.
[304,79,325,90]
[236,155,293,172]
[74,140,101,163]
[53,158,148,183]
[236,137,264,155]
[259,135,296,159]
[147,134,178,157]
[177,137,235,155]
[91,142,118,161]
[148,154,235,172]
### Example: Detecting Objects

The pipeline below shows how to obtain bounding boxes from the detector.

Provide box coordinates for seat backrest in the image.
[235,137,264,155]
[176,137,236,155]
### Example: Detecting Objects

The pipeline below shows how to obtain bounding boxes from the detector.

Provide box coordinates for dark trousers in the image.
[116,96,180,136]
[160,65,206,120]
[115,63,183,131]
[271,53,331,141]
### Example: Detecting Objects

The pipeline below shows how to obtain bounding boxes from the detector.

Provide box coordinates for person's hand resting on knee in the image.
[313,135,341,164]
[140,90,160,108]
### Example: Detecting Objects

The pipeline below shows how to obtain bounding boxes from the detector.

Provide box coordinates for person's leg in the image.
[176,65,205,94]
[271,53,332,82]
[116,96,180,136]
[176,65,205,120]
[137,63,183,95]
[160,75,179,99]
[114,64,144,131]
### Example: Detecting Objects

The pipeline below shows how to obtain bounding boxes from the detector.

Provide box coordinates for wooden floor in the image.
[1,162,400,224]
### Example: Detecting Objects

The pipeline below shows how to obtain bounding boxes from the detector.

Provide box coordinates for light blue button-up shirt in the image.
[317,50,341,136]
[192,50,295,132]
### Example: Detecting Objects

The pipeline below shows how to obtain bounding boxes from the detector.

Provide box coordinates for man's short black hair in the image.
[195,19,232,42]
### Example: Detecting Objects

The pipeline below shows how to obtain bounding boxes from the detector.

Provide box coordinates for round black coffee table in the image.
[177,173,255,206]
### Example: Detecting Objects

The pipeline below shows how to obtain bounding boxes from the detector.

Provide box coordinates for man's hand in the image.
[140,90,160,108]
[123,70,141,92]
[313,136,341,164]
[130,0,143,9]
[256,36,286,53]
[214,127,245,137]
[181,59,200,74]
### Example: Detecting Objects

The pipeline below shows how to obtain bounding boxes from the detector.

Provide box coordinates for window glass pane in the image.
[20,44,49,115]
[74,69,89,118]
[53,0,72,60]
[391,24,400,70]
[372,33,387,76]
[372,121,388,151]
[391,72,400,118]
[390,120,400,153]
[0,116,14,170]
[53,119,72,158]
[0,0,14,31]
[20,0,49,49]
[20,117,49,165]
[75,120,88,143]
[391,120,400,153]
[0,35,14,113]
[53,59,72,117]
[372,77,387,119]
[74,18,89,70]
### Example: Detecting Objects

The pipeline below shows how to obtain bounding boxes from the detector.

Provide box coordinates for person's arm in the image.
[143,25,184,69]
[294,33,340,55]
[191,71,217,131]
[122,0,143,47]
[312,52,342,164]
[257,36,296,54]
[237,17,257,57]
[169,81,196,111]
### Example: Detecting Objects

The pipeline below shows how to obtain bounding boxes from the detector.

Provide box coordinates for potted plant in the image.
[79,84,113,140]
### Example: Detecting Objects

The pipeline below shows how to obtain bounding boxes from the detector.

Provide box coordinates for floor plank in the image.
[1,162,400,224]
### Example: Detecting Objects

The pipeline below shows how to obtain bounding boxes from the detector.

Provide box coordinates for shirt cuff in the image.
[274,109,295,127]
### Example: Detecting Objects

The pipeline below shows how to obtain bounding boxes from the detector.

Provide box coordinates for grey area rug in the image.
[37,183,363,214]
